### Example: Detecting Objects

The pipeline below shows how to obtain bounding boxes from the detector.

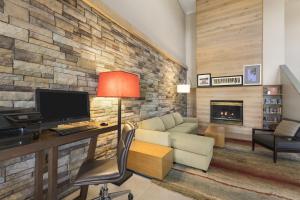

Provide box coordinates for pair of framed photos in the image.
[197,74,243,87]
[197,64,262,87]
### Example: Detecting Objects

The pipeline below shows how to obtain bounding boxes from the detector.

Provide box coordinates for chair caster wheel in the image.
[128,193,133,200]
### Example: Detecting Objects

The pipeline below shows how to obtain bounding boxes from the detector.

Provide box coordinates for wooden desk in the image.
[0,124,118,200]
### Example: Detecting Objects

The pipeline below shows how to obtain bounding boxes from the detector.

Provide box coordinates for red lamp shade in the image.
[97,71,140,98]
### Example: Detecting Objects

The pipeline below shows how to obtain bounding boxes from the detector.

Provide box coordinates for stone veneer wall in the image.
[0,0,187,199]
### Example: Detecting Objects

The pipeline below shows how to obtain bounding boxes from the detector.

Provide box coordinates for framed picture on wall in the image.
[211,75,243,87]
[243,64,262,85]
[197,74,211,87]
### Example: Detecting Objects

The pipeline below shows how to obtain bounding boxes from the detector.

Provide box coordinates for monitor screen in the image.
[36,89,90,126]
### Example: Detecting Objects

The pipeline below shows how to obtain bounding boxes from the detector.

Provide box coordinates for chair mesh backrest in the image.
[116,122,135,176]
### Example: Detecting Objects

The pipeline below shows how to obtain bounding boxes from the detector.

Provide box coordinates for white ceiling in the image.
[178,0,196,15]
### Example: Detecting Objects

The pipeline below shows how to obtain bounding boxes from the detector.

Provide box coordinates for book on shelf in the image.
[264,107,282,114]
[264,98,282,105]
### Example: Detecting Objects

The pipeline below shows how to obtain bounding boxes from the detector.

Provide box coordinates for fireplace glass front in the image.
[210,101,243,125]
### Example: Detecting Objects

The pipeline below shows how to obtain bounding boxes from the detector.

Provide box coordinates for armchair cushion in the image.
[139,117,166,132]
[172,112,184,125]
[276,139,300,150]
[253,133,300,151]
[160,114,176,129]
[274,120,300,137]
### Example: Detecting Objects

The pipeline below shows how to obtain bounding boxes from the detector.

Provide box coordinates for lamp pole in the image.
[118,98,122,140]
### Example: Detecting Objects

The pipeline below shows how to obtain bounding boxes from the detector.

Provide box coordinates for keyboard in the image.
[52,125,99,136]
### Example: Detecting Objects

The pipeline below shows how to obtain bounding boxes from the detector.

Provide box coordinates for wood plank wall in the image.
[196,0,263,139]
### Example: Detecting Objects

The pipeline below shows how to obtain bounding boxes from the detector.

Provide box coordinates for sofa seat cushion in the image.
[173,149,213,171]
[160,114,176,130]
[168,125,196,134]
[176,123,198,133]
[170,133,214,156]
[139,117,166,131]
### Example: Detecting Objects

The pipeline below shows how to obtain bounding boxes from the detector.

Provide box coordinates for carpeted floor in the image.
[152,140,300,200]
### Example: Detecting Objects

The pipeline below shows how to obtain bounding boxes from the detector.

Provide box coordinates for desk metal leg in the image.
[77,186,89,200]
[34,150,44,199]
[48,146,58,200]
[76,136,98,200]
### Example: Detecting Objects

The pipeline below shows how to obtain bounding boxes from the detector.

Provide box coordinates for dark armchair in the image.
[252,120,300,163]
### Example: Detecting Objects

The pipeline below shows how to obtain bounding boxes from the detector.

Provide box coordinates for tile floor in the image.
[64,174,192,200]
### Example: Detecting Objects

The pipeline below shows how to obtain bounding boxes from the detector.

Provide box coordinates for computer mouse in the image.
[100,122,108,126]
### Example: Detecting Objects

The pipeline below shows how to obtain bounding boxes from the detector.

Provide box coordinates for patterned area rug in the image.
[152,140,300,200]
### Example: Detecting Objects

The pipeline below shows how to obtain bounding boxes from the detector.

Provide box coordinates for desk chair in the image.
[74,122,135,200]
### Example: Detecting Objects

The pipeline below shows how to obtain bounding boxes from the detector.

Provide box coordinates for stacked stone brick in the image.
[0,0,187,199]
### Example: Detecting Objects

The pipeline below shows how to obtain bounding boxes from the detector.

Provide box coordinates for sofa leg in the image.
[252,141,255,151]
[273,151,277,163]
[202,170,207,173]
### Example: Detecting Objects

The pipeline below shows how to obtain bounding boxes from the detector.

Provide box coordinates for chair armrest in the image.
[253,128,274,132]
[135,129,171,147]
[183,117,198,123]
[252,128,274,136]
[252,128,274,143]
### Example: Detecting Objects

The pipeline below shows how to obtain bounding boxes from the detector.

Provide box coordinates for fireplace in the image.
[210,100,243,125]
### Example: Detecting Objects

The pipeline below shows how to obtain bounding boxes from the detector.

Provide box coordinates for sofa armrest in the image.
[135,129,171,147]
[183,117,198,123]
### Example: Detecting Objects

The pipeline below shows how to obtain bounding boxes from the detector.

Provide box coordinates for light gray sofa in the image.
[135,112,214,171]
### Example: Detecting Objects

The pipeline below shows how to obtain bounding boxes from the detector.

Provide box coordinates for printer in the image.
[0,107,42,150]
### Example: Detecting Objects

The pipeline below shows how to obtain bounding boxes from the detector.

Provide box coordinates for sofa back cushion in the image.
[172,112,184,125]
[274,120,300,137]
[160,114,176,130]
[140,117,166,131]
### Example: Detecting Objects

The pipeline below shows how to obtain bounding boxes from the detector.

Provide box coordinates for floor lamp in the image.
[97,71,140,139]
[177,84,190,115]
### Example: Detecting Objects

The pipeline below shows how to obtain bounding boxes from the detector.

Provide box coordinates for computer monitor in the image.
[36,89,90,128]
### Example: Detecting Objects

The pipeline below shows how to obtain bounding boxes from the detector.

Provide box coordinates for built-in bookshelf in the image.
[263,85,282,130]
